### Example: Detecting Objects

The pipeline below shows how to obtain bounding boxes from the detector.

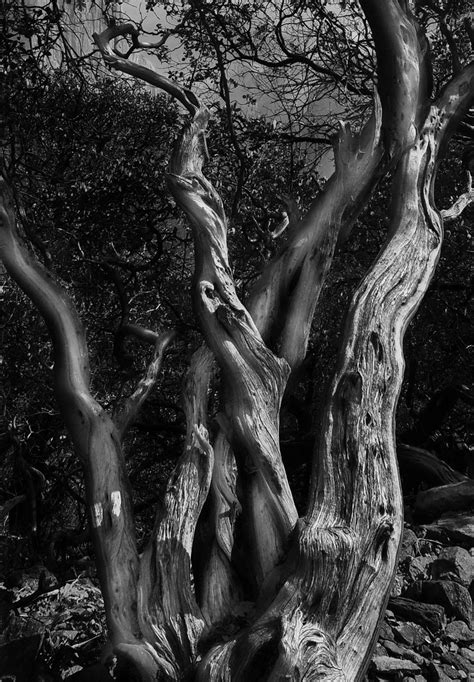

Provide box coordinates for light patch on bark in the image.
[111,491,122,517]
[92,502,104,528]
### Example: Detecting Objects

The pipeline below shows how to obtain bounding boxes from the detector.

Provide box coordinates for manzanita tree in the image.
[1,0,473,679]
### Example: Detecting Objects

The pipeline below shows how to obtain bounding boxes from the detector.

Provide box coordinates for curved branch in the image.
[93,25,200,115]
[441,172,474,222]
[114,329,176,438]
[0,179,140,648]
[247,95,383,369]
[167,104,298,588]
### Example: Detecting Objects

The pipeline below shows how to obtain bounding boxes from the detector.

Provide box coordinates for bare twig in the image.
[441,172,474,222]
[114,329,175,437]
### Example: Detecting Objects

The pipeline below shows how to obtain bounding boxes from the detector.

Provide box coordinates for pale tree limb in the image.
[180,0,435,629]
[0,179,140,649]
[96,21,294,673]
[114,329,175,438]
[166,105,298,590]
[248,100,383,370]
[248,0,431,372]
[132,346,214,679]
[93,25,199,115]
[441,171,474,222]
[197,17,474,682]
[201,0,431,625]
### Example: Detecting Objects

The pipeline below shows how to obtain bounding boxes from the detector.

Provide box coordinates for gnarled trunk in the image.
[1,2,473,680]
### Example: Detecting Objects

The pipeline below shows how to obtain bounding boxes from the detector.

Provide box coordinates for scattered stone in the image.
[380,621,396,642]
[405,580,472,624]
[404,650,425,666]
[392,575,404,597]
[459,647,474,663]
[407,556,433,582]
[419,644,434,661]
[422,515,474,548]
[444,620,474,644]
[389,597,446,633]
[370,656,421,675]
[393,622,430,647]
[383,639,406,657]
[375,642,388,657]
[401,529,420,562]
[418,539,441,557]
[439,651,474,674]
[427,661,453,681]
[431,547,474,587]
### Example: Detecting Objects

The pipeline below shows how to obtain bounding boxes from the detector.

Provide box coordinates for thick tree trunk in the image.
[1,2,473,681]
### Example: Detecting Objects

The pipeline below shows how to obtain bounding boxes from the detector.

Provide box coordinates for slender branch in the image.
[441,172,474,222]
[93,25,200,115]
[247,94,383,369]
[114,330,176,438]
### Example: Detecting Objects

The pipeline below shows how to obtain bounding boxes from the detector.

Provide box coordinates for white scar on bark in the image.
[111,491,122,517]
[92,503,103,527]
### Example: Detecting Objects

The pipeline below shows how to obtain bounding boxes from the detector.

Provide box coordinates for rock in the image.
[440,650,474,674]
[401,528,419,561]
[391,575,404,597]
[389,596,446,633]
[426,661,455,681]
[431,546,474,587]
[383,639,406,657]
[393,622,430,647]
[370,656,421,675]
[459,647,474,663]
[443,620,474,644]
[65,664,114,681]
[418,539,441,557]
[406,555,433,582]
[419,644,434,660]
[405,580,472,624]
[380,621,396,642]
[422,515,474,548]
[404,650,425,666]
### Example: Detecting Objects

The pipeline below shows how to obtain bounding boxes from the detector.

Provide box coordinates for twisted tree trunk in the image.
[1,1,473,680]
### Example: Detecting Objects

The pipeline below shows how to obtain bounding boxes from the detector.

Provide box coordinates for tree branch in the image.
[114,329,175,438]
[135,346,214,677]
[93,25,200,115]
[0,178,140,648]
[441,172,474,222]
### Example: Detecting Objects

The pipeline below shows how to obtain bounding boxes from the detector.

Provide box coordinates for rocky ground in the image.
[2,511,474,680]
[368,512,474,681]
